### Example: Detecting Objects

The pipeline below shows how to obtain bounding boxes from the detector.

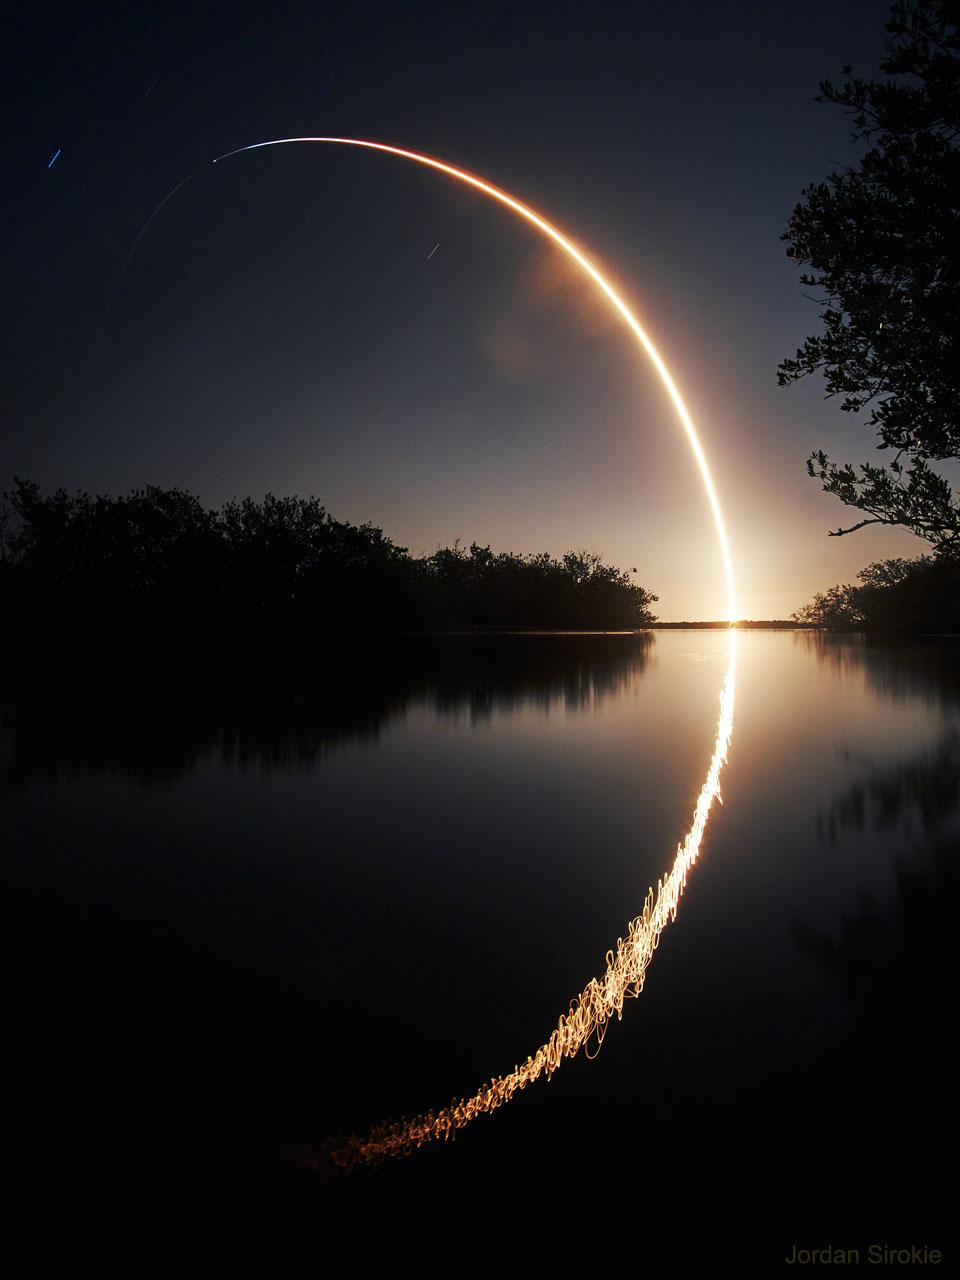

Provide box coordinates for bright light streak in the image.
[213,136,737,622]
[48,149,61,168]
[213,137,739,1170]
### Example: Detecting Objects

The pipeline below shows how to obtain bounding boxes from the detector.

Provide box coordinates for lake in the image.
[5,629,957,1271]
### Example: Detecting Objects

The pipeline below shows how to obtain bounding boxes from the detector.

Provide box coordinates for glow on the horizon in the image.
[213,136,737,621]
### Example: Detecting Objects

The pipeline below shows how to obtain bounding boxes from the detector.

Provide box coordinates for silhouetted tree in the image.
[2,480,657,638]
[218,493,411,626]
[4,478,224,623]
[419,541,656,629]
[779,1,960,552]
[792,554,960,629]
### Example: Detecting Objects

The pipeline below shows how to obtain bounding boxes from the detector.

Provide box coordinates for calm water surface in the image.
[5,630,957,1270]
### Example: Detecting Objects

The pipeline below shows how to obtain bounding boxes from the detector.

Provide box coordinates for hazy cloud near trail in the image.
[480,243,622,383]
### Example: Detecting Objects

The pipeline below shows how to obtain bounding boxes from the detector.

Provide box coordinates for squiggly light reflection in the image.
[304,638,734,1174]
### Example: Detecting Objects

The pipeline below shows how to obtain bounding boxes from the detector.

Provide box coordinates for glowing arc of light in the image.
[213,136,738,1171]
[213,136,737,621]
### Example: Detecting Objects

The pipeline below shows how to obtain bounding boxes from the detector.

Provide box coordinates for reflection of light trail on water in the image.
[213,137,738,1170]
[308,645,734,1173]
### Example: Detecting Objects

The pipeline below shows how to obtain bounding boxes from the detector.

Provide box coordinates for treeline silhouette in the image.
[791,555,960,632]
[0,479,657,639]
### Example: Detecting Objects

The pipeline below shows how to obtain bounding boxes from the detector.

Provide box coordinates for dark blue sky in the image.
[3,0,922,618]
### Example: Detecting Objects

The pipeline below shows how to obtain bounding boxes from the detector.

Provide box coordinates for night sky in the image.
[4,0,926,620]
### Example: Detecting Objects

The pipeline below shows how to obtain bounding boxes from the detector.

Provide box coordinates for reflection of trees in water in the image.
[0,633,652,789]
[802,731,959,997]
[818,730,960,846]
[798,629,960,711]
[795,735,959,1218]
[422,634,650,723]
[796,630,960,707]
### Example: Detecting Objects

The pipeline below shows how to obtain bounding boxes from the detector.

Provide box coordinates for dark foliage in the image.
[421,541,655,630]
[779,0,960,551]
[792,553,960,629]
[1,479,657,639]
